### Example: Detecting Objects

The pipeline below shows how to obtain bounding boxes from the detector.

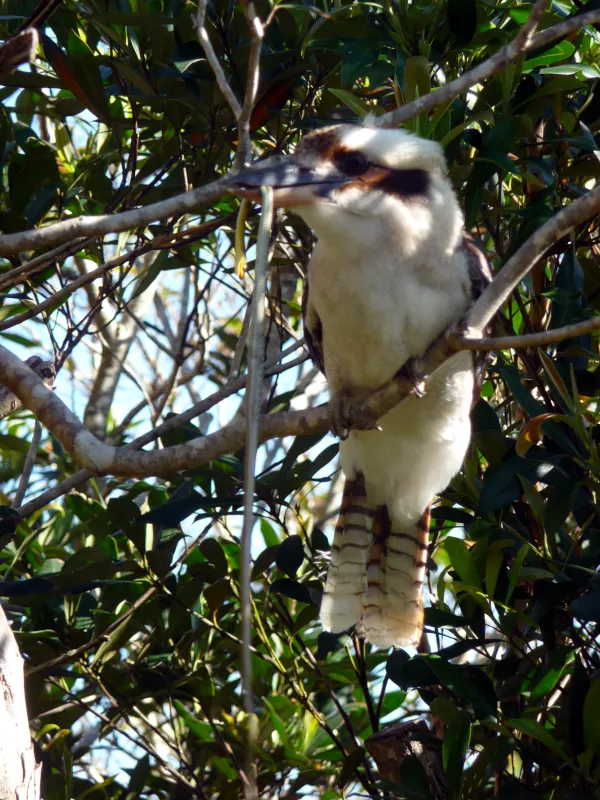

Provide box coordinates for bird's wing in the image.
[301,273,326,376]
[462,234,493,403]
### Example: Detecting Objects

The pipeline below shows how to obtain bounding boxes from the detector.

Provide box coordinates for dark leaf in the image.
[443,710,471,797]
[270,578,315,605]
[276,535,305,578]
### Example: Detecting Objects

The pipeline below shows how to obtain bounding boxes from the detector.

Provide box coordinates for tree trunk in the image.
[0,606,40,800]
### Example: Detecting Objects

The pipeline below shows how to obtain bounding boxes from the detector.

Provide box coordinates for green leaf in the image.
[443,711,471,798]
[523,41,576,72]
[424,656,497,719]
[398,756,433,799]
[66,31,110,119]
[529,646,574,702]
[424,608,469,629]
[252,545,279,579]
[174,701,213,740]
[507,718,570,761]
[387,652,438,690]
[199,538,228,576]
[328,89,370,117]
[445,537,480,588]
[506,545,529,605]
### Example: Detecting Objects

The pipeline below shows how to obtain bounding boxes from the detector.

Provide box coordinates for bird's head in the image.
[225,124,464,259]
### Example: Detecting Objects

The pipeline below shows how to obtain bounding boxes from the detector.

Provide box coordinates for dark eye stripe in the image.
[375,168,429,199]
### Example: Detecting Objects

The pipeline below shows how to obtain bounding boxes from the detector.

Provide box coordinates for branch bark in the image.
[1,178,599,489]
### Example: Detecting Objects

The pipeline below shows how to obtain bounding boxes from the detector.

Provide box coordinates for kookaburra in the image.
[226,124,491,648]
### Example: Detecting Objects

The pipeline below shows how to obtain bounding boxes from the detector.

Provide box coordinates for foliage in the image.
[0,0,600,798]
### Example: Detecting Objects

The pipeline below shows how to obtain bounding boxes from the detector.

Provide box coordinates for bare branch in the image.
[234,7,264,170]
[513,0,549,51]
[0,179,226,257]
[194,0,242,119]
[376,8,600,128]
[453,315,600,351]
[241,185,272,800]
[12,420,42,509]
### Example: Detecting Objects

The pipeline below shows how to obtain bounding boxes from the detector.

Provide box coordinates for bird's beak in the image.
[223,156,347,207]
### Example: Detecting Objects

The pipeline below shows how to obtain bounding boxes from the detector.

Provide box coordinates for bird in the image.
[225,123,492,648]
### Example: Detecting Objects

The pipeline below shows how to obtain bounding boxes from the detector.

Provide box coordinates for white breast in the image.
[306,229,475,522]
[308,239,472,392]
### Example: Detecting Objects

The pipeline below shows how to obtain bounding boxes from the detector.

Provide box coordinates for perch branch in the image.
[1,182,599,487]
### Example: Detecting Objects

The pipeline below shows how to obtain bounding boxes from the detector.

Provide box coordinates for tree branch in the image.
[234,3,264,170]
[240,184,272,800]
[0,356,55,419]
[0,179,226,257]
[2,178,600,490]
[376,8,600,128]
[194,0,242,119]
[453,315,600,351]
[465,185,600,335]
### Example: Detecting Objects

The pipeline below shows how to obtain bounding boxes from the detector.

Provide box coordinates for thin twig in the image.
[455,314,600,351]
[194,0,242,119]
[12,420,42,509]
[0,242,154,333]
[0,238,88,290]
[240,185,273,800]
[234,4,264,169]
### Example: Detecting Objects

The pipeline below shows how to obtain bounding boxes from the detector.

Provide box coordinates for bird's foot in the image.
[396,358,427,398]
[328,389,381,440]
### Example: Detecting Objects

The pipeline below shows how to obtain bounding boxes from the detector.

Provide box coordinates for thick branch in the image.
[0,356,55,419]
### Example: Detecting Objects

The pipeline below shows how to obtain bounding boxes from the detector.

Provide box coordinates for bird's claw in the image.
[328,391,380,440]
[396,358,427,398]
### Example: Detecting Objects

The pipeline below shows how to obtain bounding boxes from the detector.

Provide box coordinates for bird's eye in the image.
[337,151,369,176]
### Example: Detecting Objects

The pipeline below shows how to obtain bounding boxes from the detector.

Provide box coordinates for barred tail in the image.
[358,505,430,648]
[319,474,375,634]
